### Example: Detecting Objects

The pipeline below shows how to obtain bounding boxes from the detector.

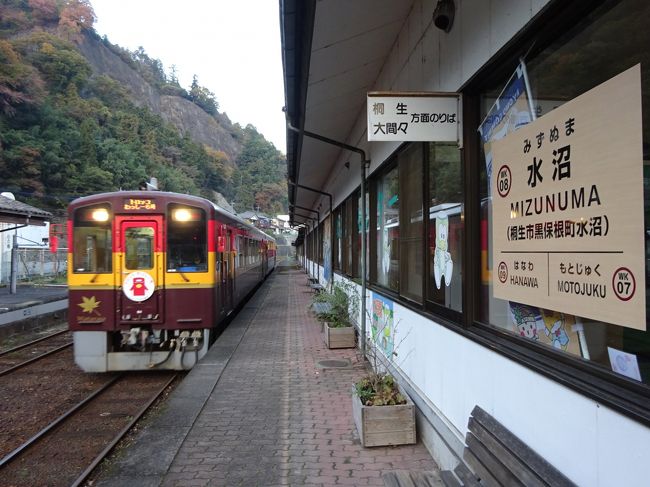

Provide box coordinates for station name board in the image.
[491,65,645,331]
[367,92,459,142]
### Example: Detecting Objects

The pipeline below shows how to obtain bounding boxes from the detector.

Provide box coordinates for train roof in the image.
[69,191,275,243]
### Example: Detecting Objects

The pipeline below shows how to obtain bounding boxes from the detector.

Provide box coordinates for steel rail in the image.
[0,328,68,357]
[0,374,122,469]
[70,373,179,487]
[0,341,73,377]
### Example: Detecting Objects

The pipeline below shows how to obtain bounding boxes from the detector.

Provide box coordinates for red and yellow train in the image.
[68,191,276,371]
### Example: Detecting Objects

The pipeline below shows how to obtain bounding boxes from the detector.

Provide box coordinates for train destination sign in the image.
[491,65,646,331]
[367,92,459,142]
[123,198,157,210]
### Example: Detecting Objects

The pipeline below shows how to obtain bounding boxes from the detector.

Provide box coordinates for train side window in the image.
[73,205,112,273]
[167,204,207,272]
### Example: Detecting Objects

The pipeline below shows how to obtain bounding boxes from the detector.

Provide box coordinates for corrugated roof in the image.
[0,195,52,225]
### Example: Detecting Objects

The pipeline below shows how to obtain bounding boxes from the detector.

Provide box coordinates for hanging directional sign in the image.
[367,92,460,142]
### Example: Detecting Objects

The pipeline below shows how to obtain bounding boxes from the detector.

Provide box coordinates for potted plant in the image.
[321,281,357,349]
[352,299,416,447]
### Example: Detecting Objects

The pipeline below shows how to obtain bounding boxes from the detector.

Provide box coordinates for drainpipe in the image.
[290,204,320,284]
[286,122,370,357]
[294,214,317,278]
[287,181,333,292]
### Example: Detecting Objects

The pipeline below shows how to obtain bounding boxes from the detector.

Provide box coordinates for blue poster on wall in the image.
[478,60,535,195]
[372,292,394,358]
[323,217,331,282]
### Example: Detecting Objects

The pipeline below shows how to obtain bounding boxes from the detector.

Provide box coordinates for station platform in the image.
[96,259,439,487]
[0,285,67,336]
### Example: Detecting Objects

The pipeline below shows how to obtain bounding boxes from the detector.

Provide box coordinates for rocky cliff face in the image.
[77,34,242,163]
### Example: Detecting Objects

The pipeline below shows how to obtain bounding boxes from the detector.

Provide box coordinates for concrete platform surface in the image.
[0,284,67,312]
[96,260,439,487]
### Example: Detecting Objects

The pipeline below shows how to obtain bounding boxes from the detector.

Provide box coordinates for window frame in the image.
[423,142,465,322]
[369,158,400,293]
[460,0,650,426]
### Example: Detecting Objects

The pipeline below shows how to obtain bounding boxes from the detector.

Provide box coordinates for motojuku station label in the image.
[367,92,459,142]
[491,65,646,331]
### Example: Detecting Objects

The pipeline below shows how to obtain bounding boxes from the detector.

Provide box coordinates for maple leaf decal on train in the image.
[78,296,101,314]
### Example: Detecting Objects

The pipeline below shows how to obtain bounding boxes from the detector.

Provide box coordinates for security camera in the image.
[433,0,455,33]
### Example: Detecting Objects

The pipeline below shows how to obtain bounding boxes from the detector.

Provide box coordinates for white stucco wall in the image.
[372,296,650,487]
[308,1,650,485]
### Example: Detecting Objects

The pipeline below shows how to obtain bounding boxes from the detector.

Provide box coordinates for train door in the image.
[262,241,268,276]
[224,228,234,312]
[117,217,163,323]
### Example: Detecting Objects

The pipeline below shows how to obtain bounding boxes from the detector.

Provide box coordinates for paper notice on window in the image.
[607,347,642,381]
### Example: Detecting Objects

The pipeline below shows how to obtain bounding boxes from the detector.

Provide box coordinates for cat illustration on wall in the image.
[433,212,453,289]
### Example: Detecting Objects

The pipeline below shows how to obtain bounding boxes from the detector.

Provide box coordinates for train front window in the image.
[167,204,207,272]
[125,227,154,270]
[73,205,112,273]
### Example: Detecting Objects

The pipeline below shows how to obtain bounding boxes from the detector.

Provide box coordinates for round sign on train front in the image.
[123,271,155,302]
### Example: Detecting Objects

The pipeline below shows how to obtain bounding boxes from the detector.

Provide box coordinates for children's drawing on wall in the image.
[509,302,542,341]
[372,293,394,358]
[539,309,581,357]
[509,303,582,357]
[433,212,453,289]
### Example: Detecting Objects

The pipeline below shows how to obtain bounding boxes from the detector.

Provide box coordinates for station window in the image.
[345,191,360,278]
[399,144,424,303]
[477,0,650,385]
[427,143,463,312]
[167,204,207,272]
[73,204,112,273]
[333,206,343,272]
[318,222,324,266]
[372,163,399,291]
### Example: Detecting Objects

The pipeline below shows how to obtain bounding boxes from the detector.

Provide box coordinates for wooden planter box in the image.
[352,385,416,447]
[324,322,356,349]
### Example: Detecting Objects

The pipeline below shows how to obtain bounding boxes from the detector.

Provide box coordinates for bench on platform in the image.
[309,283,325,293]
[383,470,443,487]
[441,406,575,487]
[307,276,319,284]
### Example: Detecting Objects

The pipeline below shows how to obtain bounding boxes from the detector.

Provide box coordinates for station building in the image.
[280,0,650,484]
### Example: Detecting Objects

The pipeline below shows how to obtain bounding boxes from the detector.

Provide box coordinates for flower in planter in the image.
[354,373,406,406]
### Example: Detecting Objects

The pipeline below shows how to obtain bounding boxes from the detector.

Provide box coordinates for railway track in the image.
[0,371,178,487]
[0,328,72,376]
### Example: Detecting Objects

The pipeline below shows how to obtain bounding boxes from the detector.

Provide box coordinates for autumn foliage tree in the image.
[58,0,95,40]
[28,0,58,23]
[0,40,43,115]
[0,0,287,216]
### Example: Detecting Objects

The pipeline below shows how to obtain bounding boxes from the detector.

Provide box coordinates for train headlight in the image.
[172,208,192,222]
[91,208,110,222]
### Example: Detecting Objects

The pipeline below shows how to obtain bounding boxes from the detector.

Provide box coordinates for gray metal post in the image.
[360,160,368,357]
[10,232,18,294]
[286,122,370,356]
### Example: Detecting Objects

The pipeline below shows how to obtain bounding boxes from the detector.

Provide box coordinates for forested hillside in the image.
[0,0,287,215]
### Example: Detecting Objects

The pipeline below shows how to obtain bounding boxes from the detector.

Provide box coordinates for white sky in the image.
[90,0,287,154]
